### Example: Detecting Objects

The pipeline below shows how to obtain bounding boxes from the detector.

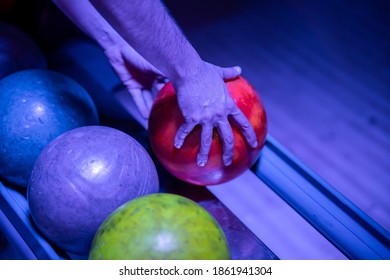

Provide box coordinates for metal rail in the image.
[251,135,390,259]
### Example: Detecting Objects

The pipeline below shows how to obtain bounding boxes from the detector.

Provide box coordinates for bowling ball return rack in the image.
[1,90,388,259]
[1,40,389,259]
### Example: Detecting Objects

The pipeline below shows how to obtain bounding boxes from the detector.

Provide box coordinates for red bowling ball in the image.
[27,126,159,255]
[148,76,267,186]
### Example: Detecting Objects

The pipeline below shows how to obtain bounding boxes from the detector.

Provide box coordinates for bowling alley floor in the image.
[164,0,390,232]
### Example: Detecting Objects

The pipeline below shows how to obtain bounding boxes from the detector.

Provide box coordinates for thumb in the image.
[215,66,242,79]
[220,66,242,79]
[206,62,242,79]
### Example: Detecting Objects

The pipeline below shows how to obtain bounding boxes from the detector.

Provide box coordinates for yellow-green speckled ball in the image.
[89,193,230,260]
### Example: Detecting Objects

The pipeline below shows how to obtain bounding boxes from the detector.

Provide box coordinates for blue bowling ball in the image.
[0,69,99,187]
[27,125,159,255]
[0,22,47,80]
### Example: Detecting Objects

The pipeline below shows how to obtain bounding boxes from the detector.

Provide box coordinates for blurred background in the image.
[1,0,389,257]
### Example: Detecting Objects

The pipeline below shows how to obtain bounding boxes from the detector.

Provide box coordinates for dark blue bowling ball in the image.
[27,125,159,255]
[0,22,47,80]
[0,69,99,187]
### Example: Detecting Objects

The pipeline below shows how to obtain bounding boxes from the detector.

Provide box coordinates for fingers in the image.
[128,88,150,119]
[197,123,213,167]
[230,107,258,148]
[174,121,197,149]
[128,88,155,119]
[142,89,154,115]
[174,107,256,168]
[175,120,235,167]
[117,66,163,119]
[216,121,235,166]
[174,119,237,168]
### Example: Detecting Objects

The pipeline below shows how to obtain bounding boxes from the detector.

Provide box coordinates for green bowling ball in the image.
[89,193,230,260]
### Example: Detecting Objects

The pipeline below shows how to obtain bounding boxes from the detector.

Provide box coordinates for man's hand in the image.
[104,37,166,119]
[173,63,258,167]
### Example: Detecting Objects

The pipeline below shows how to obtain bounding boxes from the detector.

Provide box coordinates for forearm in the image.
[52,0,120,48]
[89,0,204,82]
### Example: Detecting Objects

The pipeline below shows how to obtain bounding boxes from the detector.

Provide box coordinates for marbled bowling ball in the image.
[89,193,230,260]
[0,69,99,187]
[148,76,267,186]
[27,126,159,255]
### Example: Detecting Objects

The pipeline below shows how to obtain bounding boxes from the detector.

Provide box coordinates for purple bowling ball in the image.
[27,125,159,255]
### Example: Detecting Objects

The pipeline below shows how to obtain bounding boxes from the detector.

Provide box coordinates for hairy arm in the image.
[52,0,117,48]
[89,0,202,82]
[52,0,165,118]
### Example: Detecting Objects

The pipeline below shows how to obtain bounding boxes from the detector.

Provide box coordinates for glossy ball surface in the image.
[27,126,159,255]
[0,69,99,186]
[148,76,267,186]
[89,193,230,260]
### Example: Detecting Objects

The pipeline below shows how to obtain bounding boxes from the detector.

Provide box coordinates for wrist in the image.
[170,57,207,87]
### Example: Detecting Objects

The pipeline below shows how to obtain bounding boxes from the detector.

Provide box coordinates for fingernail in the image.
[197,160,206,167]
[223,157,232,166]
[175,142,182,149]
[234,66,242,74]
[252,141,258,148]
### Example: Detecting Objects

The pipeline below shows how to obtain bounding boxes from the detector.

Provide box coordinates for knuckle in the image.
[201,112,214,123]
[226,99,237,110]
[225,134,234,145]
[202,138,213,147]
[176,135,185,142]
[215,110,225,118]
[191,114,201,123]
[179,127,191,136]
[242,120,251,129]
